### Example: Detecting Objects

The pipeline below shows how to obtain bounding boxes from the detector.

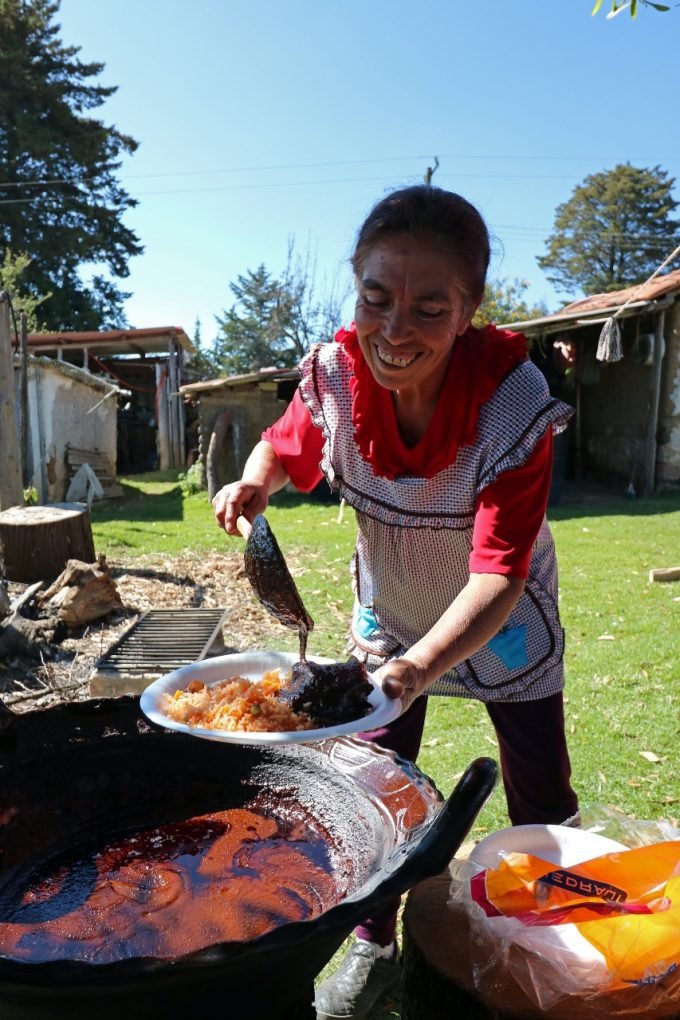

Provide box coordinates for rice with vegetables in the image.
[163,670,315,733]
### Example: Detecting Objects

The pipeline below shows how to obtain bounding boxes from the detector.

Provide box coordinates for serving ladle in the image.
[236,514,314,660]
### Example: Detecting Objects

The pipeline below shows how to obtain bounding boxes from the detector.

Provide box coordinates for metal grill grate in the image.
[89,608,229,697]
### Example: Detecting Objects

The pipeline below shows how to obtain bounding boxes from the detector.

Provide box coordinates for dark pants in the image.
[355,692,578,946]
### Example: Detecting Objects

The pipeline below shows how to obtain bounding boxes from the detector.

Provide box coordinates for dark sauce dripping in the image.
[0,803,349,964]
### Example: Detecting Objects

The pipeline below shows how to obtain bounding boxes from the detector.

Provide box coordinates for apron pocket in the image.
[457,582,564,695]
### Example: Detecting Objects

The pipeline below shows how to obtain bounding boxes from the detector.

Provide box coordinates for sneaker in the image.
[315,940,401,1019]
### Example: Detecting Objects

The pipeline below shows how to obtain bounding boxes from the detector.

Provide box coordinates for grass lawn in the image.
[93,476,679,832]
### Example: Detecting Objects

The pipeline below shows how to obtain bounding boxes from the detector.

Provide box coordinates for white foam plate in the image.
[140,650,401,744]
[467,823,629,977]
[470,823,627,869]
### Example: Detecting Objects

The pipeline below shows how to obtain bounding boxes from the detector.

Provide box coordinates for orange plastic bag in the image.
[472,840,680,990]
[448,825,680,1016]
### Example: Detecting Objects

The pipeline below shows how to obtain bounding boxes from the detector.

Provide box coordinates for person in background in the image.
[213,185,579,1020]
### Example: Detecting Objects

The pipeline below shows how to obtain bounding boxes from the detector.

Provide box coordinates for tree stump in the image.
[0,503,96,583]
[402,872,497,1020]
[402,872,679,1020]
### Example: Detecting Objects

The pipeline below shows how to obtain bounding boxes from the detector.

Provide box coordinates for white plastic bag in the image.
[66,463,104,509]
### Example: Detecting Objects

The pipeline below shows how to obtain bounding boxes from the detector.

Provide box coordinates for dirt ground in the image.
[0,551,289,713]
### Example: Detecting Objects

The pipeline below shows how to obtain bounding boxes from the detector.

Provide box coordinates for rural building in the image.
[506,269,680,497]
[15,356,123,505]
[180,271,680,503]
[26,327,195,477]
[179,367,299,497]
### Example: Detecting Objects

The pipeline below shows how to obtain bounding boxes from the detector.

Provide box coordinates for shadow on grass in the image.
[92,472,680,528]
[548,485,680,521]
[91,483,185,525]
[271,482,680,521]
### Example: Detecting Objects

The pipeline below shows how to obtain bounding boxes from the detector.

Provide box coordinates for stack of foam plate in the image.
[468,824,628,993]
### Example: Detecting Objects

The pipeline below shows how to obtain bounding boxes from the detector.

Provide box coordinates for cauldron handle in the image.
[394,756,498,889]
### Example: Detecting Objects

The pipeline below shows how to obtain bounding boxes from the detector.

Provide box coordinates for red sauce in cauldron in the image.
[0,807,347,963]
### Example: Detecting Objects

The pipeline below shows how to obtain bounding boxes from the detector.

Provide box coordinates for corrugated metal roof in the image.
[180,366,300,395]
[27,326,194,356]
[17,354,127,395]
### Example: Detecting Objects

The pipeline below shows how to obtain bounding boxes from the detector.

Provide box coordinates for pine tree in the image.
[187,316,219,381]
[214,266,291,376]
[0,0,142,329]
[213,248,344,377]
[537,164,680,297]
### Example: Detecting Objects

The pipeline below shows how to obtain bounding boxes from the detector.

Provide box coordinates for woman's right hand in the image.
[212,481,269,535]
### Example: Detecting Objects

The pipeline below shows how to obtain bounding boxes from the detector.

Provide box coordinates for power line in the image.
[1,169,655,206]
[0,155,432,190]
[0,151,678,193]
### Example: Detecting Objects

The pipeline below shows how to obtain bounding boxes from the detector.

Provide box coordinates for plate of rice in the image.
[139,650,401,744]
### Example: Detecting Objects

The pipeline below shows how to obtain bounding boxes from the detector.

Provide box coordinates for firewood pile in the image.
[0,551,291,713]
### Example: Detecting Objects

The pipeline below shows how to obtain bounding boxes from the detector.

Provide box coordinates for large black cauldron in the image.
[0,696,496,1019]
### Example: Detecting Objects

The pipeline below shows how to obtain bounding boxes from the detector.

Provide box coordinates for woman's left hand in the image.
[373,657,431,715]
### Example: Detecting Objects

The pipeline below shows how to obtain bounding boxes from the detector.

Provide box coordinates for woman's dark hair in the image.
[351,185,490,305]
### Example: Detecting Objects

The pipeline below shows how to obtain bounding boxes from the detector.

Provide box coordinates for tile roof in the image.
[502,268,680,334]
[560,268,680,315]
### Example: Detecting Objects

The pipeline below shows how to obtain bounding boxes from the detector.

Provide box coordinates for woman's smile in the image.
[374,343,420,369]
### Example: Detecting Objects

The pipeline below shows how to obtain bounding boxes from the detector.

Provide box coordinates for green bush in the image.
[178,462,204,496]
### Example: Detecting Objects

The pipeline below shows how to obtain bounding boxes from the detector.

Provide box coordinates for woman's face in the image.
[354,233,475,399]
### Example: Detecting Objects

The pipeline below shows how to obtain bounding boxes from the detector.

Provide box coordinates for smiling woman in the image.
[353,235,473,439]
[211,184,579,1020]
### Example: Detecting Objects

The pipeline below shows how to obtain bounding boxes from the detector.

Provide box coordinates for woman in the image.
[213,185,579,1020]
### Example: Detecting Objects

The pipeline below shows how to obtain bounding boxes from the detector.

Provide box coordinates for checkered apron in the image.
[299,342,573,702]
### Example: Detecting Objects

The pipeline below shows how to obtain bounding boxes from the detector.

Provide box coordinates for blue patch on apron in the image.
[486,624,529,670]
[354,605,381,640]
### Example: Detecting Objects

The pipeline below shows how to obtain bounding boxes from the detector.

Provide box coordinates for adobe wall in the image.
[578,332,652,484]
[196,382,290,490]
[574,305,679,487]
[26,362,117,502]
[657,300,680,483]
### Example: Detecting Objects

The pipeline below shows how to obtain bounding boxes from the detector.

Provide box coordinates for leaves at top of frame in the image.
[594,0,672,15]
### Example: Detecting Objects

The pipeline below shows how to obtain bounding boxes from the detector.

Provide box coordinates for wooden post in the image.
[19,312,32,488]
[167,341,180,468]
[155,362,170,470]
[0,293,23,511]
[640,310,666,498]
[174,341,187,467]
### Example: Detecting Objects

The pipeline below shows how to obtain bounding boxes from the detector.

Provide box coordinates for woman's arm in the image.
[376,572,525,712]
[212,440,289,535]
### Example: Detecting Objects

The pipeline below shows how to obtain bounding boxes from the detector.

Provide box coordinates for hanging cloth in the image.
[596,318,623,363]
[596,241,680,363]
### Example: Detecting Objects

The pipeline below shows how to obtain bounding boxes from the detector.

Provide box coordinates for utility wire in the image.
[0,169,657,206]
[0,151,678,193]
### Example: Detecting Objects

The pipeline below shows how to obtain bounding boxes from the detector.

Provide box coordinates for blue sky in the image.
[57,0,680,344]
